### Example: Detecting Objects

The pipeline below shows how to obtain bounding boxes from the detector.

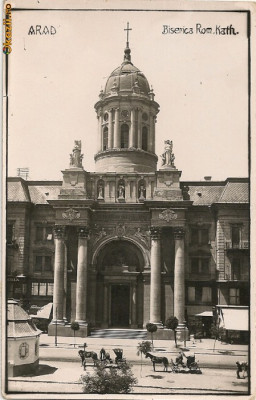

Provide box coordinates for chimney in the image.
[204,176,212,181]
[17,168,29,180]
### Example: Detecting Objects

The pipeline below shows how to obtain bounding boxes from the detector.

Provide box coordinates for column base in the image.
[149,322,164,329]
[75,320,88,326]
[49,319,65,325]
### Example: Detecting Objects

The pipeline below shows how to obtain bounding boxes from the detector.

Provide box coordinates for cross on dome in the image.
[124,22,132,48]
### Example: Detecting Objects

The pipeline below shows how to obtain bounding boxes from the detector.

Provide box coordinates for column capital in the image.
[174,227,185,240]
[150,226,161,240]
[77,226,90,239]
[53,225,66,239]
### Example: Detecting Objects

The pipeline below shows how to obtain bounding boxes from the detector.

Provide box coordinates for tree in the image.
[70,321,79,348]
[165,316,179,348]
[146,323,157,348]
[136,340,152,377]
[80,362,137,394]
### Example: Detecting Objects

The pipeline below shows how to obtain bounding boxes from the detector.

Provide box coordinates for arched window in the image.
[103,127,108,151]
[121,124,129,148]
[142,127,148,151]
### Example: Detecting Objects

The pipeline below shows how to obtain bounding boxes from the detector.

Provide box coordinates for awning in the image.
[217,306,248,331]
[195,311,213,317]
[32,302,53,320]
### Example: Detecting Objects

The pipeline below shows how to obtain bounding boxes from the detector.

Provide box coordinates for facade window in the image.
[188,286,212,304]
[190,257,209,274]
[103,127,108,150]
[142,127,148,151]
[121,124,129,148]
[34,255,53,272]
[229,288,240,305]
[35,256,43,272]
[31,282,54,296]
[191,228,209,245]
[7,223,15,244]
[232,226,241,248]
[232,258,240,280]
[35,226,53,242]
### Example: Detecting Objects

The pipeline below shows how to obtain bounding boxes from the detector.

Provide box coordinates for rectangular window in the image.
[47,283,54,296]
[191,229,198,245]
[232,226,240,248]
[44,256,52,271]
[229,288,240,305]
[35,256,43,272]
[31,282,39,296]
[191,258,200,274]
[7,223,14,244]
[202,287,212,302]
[195,287,202,303]
[190,227,209,245]
[36,226,44,241]
[232,258,240,280]
[201,258,209,274]
[201,229,209,245]
[188,287,195,302]
[39,282,47,296]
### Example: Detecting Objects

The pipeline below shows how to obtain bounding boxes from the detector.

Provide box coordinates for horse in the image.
[145,352,169,372]
[78,350,98,369]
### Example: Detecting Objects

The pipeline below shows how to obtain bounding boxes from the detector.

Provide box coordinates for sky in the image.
[6,7,249,181]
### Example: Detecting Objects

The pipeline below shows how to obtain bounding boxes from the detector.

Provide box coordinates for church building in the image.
[7,34,249,338]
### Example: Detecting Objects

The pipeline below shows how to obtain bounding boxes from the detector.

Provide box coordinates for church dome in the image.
[103,47,151,97]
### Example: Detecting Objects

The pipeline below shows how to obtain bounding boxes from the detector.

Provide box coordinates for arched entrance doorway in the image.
[95,239,145,328]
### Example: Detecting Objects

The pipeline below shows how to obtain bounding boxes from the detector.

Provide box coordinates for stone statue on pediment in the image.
[69,140,83,168]
[160,140,175,168]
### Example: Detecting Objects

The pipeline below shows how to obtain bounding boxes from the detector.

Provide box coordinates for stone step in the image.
[90,328,147,339]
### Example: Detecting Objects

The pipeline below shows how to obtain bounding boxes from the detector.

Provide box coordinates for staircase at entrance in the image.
[90,329,147,339]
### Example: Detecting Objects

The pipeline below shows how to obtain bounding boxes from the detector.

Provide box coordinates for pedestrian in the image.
[236,361,243,379]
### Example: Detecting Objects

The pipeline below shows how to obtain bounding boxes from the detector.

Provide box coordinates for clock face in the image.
[142,112,148,121]
[121,109,129,119]
[103,112,109,122]
[19,342,29,359]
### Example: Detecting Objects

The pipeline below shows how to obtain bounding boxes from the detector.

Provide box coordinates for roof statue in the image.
[160,140,176,168]
[69,140,83,168]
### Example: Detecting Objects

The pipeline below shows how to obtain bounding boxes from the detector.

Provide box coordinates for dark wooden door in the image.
[111,285,130,327]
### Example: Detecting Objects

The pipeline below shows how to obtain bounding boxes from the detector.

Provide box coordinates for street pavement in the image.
[7,334,250,396]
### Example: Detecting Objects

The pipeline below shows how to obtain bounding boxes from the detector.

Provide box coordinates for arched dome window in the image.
[103,127,108,151]
[142,127,148,151]
[121,124,129,149]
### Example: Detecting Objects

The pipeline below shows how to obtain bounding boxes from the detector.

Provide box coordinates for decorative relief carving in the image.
[159,209,177,222]
[116,224,125,237]
[62,208,81,221]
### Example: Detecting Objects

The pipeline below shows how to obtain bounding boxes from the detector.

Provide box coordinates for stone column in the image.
[63,241,68,323]
[102,283,108,328]
[97,111,103,152]
[131,283,137,328]
[108,109,113,149]
[137,108,142,149]
[129,108,136,147]
[174,227,186,330]
[113,108,120,148]
[149,227,162,325]
[75,227,89,324]
[52,226,65,323]
[149,113,155,152]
